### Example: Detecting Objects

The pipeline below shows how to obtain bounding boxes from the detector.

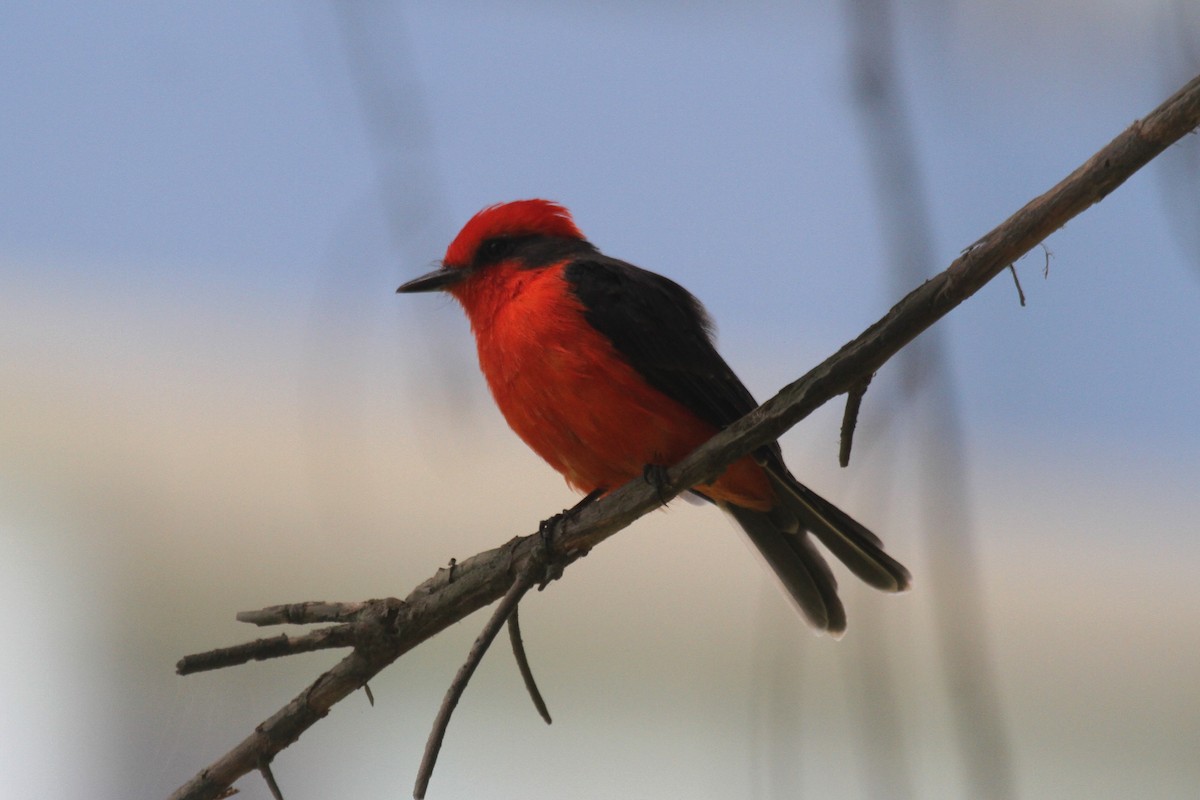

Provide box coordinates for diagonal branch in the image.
[168,72,1200,800]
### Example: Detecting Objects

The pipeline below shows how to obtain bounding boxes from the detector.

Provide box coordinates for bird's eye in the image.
[479,237,514,264]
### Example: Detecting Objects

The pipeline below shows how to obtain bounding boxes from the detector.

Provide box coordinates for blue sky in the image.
[5,2,1197,454]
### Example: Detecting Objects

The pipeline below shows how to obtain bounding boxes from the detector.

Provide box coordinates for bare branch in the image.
[168,72,1200,800]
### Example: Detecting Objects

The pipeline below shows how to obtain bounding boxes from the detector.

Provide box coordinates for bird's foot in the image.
[535,489,603,588]
[642,463,672,507]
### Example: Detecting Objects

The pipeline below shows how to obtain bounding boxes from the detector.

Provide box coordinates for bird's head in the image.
[396,200,589,300]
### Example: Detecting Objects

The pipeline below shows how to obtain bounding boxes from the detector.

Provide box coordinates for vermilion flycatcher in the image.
[398,200,909,634]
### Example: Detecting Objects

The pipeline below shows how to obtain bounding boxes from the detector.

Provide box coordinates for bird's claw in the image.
[534,513,568,589]
[642,463,671,507]
[535,489,603,589]
[537,512,563,553]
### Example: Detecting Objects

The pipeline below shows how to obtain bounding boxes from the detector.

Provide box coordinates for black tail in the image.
[767,470,911,592]
[724,469,910,635]
[726,503,848,634]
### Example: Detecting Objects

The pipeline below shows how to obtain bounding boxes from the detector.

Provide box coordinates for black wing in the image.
[565,255,912,615]
[564,256,784,468]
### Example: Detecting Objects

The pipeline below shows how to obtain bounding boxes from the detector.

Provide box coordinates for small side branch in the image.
[177,626,359,675]
[237,601,373,626]
[508,605,553,724]
[839,375,874,467]
[258,758,285,800]
[414,560,543,799]
[1007,264,1027,306]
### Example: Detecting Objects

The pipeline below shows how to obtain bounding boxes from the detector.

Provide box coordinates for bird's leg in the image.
[642,463,672,507]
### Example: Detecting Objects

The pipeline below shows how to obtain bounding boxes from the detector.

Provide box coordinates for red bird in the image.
[398,200,909,634]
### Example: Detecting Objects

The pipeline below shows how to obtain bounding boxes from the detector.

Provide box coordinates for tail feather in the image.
[725,503,847,636]
[767,470,912,593]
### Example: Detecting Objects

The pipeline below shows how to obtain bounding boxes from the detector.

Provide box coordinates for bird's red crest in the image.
[444,199,584,267]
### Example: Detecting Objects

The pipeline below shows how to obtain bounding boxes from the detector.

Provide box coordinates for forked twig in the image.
[413,559,543,799]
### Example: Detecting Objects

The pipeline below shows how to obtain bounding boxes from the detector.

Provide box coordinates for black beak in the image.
[396,266,465,294]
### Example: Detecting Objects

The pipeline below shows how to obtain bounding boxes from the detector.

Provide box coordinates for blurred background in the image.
[2,2,1198,798]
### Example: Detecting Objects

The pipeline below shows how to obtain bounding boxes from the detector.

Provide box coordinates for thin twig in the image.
[839,374,874,467]
[413,560,542,799]
[508,604,553,724]
[1007,264,1027,306]
[258,758,284,800]
[176,626,358,675]
[237,601,373,627]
